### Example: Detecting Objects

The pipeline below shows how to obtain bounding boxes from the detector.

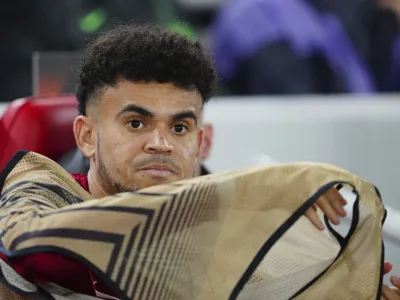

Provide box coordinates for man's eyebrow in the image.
[115,104,154,119]
[171,111,198,125]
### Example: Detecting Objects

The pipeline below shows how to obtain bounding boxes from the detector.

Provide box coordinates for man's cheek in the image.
[183,139,200,158]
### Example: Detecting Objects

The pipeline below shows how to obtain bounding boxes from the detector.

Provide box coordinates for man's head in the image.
[73,24,217,196]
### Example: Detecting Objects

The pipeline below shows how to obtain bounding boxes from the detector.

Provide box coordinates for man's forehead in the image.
[98,81,203,118]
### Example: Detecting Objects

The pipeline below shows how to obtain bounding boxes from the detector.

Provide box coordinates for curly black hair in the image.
[76,23,217,115]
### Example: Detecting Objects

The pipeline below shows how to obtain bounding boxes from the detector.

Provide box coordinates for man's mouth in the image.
[140,164,176,178]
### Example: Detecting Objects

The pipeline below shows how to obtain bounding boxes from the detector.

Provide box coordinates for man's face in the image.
[75,81,204,194]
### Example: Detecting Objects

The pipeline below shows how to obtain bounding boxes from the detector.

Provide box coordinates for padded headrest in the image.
[1,95,78,167]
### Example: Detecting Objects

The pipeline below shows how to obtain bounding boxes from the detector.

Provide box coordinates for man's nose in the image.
[143,129,174,155]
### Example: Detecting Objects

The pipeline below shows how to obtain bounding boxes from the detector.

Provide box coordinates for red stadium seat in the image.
[0,95,78,171]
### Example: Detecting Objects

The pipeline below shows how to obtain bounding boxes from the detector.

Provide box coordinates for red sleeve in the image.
[0,251,96,296]
[0,173,95,295]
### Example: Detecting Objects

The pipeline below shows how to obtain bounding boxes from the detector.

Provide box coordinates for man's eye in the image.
[173,124,188,134]
[128,120,145,129]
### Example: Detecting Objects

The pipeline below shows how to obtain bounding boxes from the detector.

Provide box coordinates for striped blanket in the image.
[0,150,386,299]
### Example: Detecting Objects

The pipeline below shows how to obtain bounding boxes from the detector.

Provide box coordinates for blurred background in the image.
[2,0,400,100]
[1,0,400,287]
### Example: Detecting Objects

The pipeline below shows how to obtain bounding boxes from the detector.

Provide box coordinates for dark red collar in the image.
[70,173,89,192]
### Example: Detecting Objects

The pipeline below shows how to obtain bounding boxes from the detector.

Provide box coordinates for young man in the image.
[0,24,374,299]
[69,24,348,296]
[71,24,344,228]
[72,24,215,198]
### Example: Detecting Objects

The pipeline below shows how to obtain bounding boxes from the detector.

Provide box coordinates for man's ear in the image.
[199,123,213,159]
[196,127,205,157]
[73,116,96,159]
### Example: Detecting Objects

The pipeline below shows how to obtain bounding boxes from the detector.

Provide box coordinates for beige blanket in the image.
[0,151,386,299]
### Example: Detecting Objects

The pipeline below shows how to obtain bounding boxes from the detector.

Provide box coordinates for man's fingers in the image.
[304,208,325,230]
[311,203,318,211]
[306,187,348,230]
[382,285,400,299]
[325,188,347,217]
[391,276,400,291]
[382,285,393,299]
[316,195,340,225]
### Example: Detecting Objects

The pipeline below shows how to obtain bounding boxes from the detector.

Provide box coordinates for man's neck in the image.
[87,170,109,198]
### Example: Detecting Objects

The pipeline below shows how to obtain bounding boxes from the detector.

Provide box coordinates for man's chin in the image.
[136,171,179,188]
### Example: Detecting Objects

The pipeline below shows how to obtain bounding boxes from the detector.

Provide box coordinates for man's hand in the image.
[381,277,400,299]
[305,187,347,230]
[381,262,400,300]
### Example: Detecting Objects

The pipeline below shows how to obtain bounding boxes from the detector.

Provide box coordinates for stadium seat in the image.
[0,95,78,172]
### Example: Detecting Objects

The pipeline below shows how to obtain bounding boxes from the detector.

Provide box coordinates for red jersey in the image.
[71,173,90,192]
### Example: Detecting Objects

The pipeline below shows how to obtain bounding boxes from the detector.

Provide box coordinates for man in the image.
[0,24,383,299]
[70,23,358,296]
[69,23,344,225]
[65,21,400,298]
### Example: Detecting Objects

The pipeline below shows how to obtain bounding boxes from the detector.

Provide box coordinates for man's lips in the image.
[139,164,176,178]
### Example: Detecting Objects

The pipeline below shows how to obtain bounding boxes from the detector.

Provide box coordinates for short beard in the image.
[96,133,139,194]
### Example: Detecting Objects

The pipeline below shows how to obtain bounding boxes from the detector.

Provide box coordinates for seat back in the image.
[0,95,78,171]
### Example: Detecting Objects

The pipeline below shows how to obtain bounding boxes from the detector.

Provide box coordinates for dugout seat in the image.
[0,95,78,172]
